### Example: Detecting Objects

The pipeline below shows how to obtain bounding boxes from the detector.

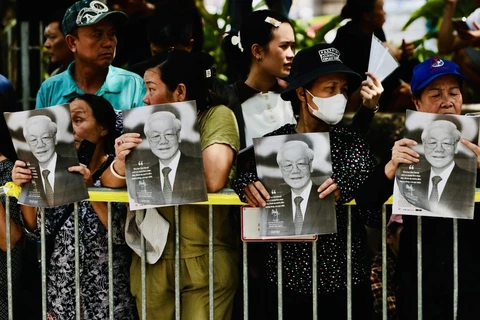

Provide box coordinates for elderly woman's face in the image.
[70,99,106,150]
[413,75,463,115]
[307,73,349,100]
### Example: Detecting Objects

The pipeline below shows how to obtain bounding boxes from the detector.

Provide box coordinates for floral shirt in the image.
[0,159,23,320]
[233,124,381,294]
[29,159,138,320]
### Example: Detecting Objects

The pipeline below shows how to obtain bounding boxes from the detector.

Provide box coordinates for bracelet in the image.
[110,160,126,180]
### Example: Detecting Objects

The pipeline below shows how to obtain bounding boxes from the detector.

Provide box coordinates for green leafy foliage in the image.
[401,0,478,61]
[196,0,322,83]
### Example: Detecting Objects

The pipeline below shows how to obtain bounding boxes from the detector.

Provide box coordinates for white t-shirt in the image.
[242,91,297,148]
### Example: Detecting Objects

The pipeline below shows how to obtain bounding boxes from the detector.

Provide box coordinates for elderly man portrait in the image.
[129,111,207,206]
[355,56,480,319]
[19,115,86,207]
[263,140,336,236]
[407,120,475,218]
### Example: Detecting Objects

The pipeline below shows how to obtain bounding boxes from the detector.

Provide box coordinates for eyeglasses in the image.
[76,1,109,26]
[424,141,455,150]
[148,132,178,142]
[27,136,54,146]
[281,162,310,172]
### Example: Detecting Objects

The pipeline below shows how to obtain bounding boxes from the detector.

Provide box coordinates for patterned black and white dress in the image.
[0,159,23,320]
[29,158,138,320]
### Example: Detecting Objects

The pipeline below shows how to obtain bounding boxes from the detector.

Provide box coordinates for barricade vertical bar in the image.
[175,206,181,320]
[20,22,30,111]
[38,21,44,85]
[417,216,422,320]
[277,242,283,320]
[243,242,248,320]
[74,202,81,320]
[7,26,13,81]
[453,219,458,320]
[209,205,214,320]
[5,196,13,320]
[107,203,114,320]
[138,210,147,320]
[347,206,352,320]
[312,241,318,320]
[40,207,47,320]
[382,205,387,320]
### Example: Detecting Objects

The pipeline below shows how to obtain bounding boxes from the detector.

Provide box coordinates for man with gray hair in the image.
[408,120,475,216]
[264,140,335,236]
[130,111,206,206]
[20,115,86,207]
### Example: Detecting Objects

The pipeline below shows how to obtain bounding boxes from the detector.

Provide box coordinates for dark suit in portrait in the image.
[262,183,336,236]
[400,164,475,219]
[19,155,88,207]
[129,151,208,206]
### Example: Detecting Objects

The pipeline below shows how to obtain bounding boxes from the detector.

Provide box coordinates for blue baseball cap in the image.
[410,57,466,95]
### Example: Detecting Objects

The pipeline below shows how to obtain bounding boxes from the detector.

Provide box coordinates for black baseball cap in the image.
[281,43,361,101]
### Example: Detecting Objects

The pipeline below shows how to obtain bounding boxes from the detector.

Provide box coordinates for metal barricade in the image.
[1,188,474,319]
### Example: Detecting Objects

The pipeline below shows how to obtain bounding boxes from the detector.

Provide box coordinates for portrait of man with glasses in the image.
[257,138,336,237]
[125,108,207,207]
[396,118,476,219]
[18,114,87,207]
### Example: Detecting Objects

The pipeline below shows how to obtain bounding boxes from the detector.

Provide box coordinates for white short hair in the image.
[421,120,461,143]
[144,111,181,136]
[276,140,314,165]
[23,115,57,138]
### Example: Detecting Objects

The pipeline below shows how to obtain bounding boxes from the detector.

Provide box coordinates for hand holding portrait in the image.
[317,178,340,201]
[115,133,143,162]
[385,138,419,180]
[68,165,92,186]
[244,181,270,207]
[12,160,32,186]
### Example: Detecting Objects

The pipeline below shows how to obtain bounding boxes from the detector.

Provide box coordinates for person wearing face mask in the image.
[232,43,384,319]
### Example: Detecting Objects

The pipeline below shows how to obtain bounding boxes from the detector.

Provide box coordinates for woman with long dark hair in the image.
[103,50,240,320]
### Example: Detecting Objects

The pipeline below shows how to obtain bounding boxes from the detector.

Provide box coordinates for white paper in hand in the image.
[367,34,400,82]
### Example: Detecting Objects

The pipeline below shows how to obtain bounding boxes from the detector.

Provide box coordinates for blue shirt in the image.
[35,62,146,110]
[0,73,16,110]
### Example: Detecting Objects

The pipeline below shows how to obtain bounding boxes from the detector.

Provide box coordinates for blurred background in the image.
[0,0,477,111]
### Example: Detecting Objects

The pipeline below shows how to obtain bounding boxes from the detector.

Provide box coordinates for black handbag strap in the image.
[50,203,74,241]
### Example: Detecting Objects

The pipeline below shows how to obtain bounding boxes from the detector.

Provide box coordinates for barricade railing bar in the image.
[2,188,479,319]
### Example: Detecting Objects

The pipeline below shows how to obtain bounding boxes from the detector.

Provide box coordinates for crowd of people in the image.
[1,0,480,319]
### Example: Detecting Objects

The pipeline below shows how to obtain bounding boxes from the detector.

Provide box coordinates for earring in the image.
[256,56,262,62]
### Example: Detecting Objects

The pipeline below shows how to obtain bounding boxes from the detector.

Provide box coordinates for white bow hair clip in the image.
[265,17,281,28]
[231,32,244,52]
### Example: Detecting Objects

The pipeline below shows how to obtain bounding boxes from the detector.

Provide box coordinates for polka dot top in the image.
[233,123,381,294]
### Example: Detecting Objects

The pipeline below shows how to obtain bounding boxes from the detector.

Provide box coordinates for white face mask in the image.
[306,90,347,125]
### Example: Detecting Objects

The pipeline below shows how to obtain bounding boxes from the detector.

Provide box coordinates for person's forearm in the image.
[91,202,108,228]
[101,160,127,188]
[438,2,457,54]
[203,144,235,193]
[20,205,37,231]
